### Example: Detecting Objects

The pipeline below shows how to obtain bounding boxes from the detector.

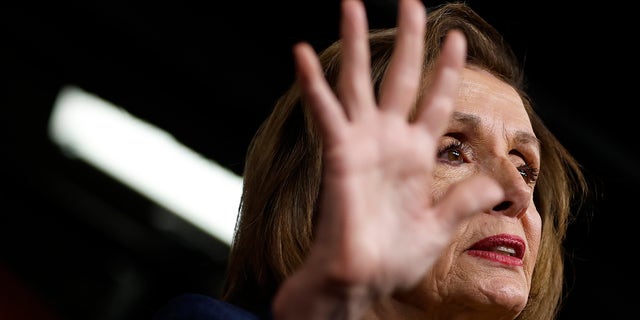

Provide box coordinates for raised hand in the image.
[273,0,504,318]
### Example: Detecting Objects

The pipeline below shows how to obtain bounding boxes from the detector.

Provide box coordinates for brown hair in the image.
[221,3,587,320]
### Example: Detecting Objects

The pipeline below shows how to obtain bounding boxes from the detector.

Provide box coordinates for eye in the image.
[437,140,468,164]
[517,164,539,185]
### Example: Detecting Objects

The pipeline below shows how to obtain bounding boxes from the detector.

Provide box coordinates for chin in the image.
[394,254,532,316]
[436,257,530,314]
[476,276,529,313]
[393,272,529,317]
[460,252,530,311]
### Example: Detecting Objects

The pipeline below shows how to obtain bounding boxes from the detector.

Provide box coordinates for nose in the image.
[485,157,532,219]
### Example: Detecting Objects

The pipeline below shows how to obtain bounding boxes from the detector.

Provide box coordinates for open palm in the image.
[292,0,504,299]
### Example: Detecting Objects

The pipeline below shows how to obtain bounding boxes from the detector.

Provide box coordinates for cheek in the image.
[423,221,477,299]
[524,205,543,271]
[432,166,472,203]
[424,232,464,293]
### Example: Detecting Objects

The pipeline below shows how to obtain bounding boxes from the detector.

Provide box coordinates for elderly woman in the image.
[155,1,587,319]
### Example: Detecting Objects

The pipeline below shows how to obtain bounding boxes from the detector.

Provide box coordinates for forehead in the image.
[454,67,533,134]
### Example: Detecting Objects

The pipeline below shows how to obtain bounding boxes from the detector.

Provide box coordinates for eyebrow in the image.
[513,131,541,149]
[450,111,541,149]
[451,111,480,129]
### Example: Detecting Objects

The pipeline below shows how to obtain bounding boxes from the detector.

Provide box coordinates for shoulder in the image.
[154,293,268,320]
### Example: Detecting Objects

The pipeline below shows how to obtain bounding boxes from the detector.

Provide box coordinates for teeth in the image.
[493,246,516,256]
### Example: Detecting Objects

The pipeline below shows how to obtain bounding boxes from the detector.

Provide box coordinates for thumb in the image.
[433,175,504,229]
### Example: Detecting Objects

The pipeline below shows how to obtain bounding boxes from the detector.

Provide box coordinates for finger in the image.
[433,175,504,228]
[337,0,376,121]
[415,29,466,136]
[378,0,426,116]
[294,42,348,144]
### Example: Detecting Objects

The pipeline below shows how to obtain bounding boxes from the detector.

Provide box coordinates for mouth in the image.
[466,234,526,266]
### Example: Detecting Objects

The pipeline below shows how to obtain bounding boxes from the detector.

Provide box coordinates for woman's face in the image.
[391,67,543,318]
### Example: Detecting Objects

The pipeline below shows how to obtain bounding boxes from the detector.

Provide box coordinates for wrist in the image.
[272,257,374,320]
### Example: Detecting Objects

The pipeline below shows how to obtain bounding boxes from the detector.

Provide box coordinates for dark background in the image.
[1,1,636,319]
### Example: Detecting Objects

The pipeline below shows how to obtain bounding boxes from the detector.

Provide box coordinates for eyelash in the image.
[438,141,468,163]
[518,165,539,184]
[437,140,539,184]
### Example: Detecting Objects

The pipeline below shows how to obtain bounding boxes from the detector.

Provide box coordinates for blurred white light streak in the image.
[48,85,240,245]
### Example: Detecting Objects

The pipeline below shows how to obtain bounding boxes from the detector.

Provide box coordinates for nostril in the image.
[493,201,512,211]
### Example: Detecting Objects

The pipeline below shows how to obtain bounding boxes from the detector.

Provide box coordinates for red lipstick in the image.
[466,234,525,266]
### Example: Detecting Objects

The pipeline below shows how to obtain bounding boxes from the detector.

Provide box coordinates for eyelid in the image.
[511,149,540,171]
[508,147,541,184]
[518,164,539,185]
[437,138,472,163]
[439,140,463,153]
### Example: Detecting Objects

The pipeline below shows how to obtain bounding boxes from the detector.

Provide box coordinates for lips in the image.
[466,234,525,266]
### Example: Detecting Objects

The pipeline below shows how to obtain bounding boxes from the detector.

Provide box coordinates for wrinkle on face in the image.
[381,67,542,319]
